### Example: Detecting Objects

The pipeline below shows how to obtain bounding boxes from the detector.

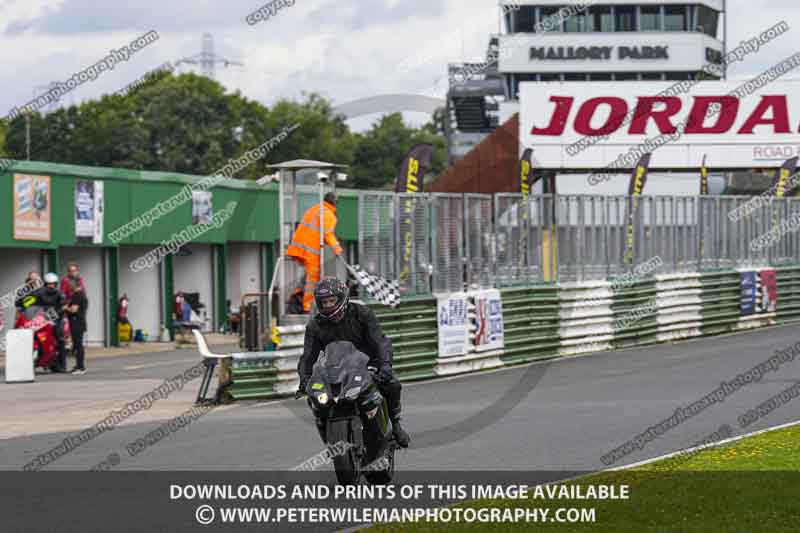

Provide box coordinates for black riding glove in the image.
[295,377,309,399]
[375,366,394,384]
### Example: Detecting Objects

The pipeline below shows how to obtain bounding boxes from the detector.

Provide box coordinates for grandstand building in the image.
[445,1,726,166]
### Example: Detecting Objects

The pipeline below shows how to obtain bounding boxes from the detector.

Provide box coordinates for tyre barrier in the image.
[224,267,799,401]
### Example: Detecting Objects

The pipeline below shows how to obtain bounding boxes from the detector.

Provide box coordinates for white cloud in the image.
[2,0,799,134]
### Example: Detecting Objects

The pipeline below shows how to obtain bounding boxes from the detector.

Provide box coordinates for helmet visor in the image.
[319,295,339,314]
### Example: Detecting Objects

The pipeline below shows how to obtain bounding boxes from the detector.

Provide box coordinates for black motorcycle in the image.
[304,341,397,485]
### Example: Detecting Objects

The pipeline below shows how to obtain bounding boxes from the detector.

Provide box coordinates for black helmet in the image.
[314,277,349,321]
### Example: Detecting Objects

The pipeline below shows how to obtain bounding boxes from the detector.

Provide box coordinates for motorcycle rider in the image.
[33,273,67,372]
[297,277,410,448]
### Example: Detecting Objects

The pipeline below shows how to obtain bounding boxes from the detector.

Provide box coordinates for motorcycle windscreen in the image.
[23,305,43,321]
[312,341,373,399]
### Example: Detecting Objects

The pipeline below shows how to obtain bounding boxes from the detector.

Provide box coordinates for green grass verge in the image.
[368,423,800,532]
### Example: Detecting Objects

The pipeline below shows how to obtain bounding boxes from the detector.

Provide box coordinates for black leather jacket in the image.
[298,302,393,380]
[31,287,65,317]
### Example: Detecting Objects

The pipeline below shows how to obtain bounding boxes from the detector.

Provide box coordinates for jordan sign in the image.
[520,81,800,169]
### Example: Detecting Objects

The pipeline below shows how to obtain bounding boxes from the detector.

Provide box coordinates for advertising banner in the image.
[394,144,433,194]
[700,154,709,195]
[395,144,433,290]
[93,181,104,244]
[740,271,757,315]
[520,81,800,169]
[13,174,51,241]
[518,148,534,272]
[772,156,798,198]
[473,289,504,352]
[192,191,213,225]
[75,180,94,242]
[437,293,469,358]
[75,180,105,243]
[758,269,778,313]
[625,153,651,264]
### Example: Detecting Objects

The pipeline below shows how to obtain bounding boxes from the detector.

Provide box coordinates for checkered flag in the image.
[347,263,401,308]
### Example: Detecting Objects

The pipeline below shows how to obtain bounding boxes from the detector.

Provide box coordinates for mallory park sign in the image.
[530,45,669,61]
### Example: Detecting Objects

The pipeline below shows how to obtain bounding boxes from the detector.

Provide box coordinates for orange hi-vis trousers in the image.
[300,260,321,313]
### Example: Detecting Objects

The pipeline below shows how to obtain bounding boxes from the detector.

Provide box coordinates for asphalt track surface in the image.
[2,324,800,472]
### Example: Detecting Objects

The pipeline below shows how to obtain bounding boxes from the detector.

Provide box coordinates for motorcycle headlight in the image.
[317,392,329,405]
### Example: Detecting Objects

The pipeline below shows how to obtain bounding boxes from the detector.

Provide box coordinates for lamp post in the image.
[24,111,31,161]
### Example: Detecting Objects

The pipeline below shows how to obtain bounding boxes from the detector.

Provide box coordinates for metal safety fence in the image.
[464,194,494,289]
[430,193,464,293]
[358,192,800,292]
[396,193,432,296]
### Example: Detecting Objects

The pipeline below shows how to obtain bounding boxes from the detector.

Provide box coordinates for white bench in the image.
[192,329,232,404]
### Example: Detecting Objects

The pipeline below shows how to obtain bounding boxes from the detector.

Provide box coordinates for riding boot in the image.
[386,399,410,448]
[379,374,410,448]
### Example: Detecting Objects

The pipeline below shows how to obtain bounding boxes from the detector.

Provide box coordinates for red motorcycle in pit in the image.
[14,304,59,372]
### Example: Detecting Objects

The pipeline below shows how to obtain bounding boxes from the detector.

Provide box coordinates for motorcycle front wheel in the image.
[364,447,395,485]
[327,418,360,485]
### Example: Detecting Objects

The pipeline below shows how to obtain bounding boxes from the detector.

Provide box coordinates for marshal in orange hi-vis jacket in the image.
[286,192,344,312]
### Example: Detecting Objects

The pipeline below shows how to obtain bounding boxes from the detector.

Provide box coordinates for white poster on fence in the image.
[437,293,469,358]
[473,289,504,352]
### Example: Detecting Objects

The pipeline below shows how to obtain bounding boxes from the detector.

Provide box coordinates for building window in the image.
[540,6,564,32]
[640,6,661,31]
[614,72,638,81]
[513,6,536,32]
[695,6,719,37]
[590,5,613,32]
[564,73,588,81]
[614,6,635,31]
[589,73,613,81]
[665,72,692,81]
[540,73,561,82]
[641,72,664,80]
[665,5,689,31]
[564,9,591,32]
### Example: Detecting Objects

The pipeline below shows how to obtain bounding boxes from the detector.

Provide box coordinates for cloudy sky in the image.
[0,0,797,133]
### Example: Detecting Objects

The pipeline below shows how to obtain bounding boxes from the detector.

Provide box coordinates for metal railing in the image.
[431,193,464,293]
[464,194,494,289]
[357,192,800,291]
[396,193,432,296]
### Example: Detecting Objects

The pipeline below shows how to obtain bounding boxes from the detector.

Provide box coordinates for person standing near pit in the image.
[286,192,344,313]
[66,283,88,375]
[60,262,87,302]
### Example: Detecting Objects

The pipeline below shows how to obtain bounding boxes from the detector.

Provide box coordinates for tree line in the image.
[1,71,447,190]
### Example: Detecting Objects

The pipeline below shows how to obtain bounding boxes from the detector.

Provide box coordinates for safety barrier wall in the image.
[776,266,800,323]
[500,285,561,364]
[227,323,304,400]
[226,297,440,400]
[371,296,439,381]
[223,267,800,401]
